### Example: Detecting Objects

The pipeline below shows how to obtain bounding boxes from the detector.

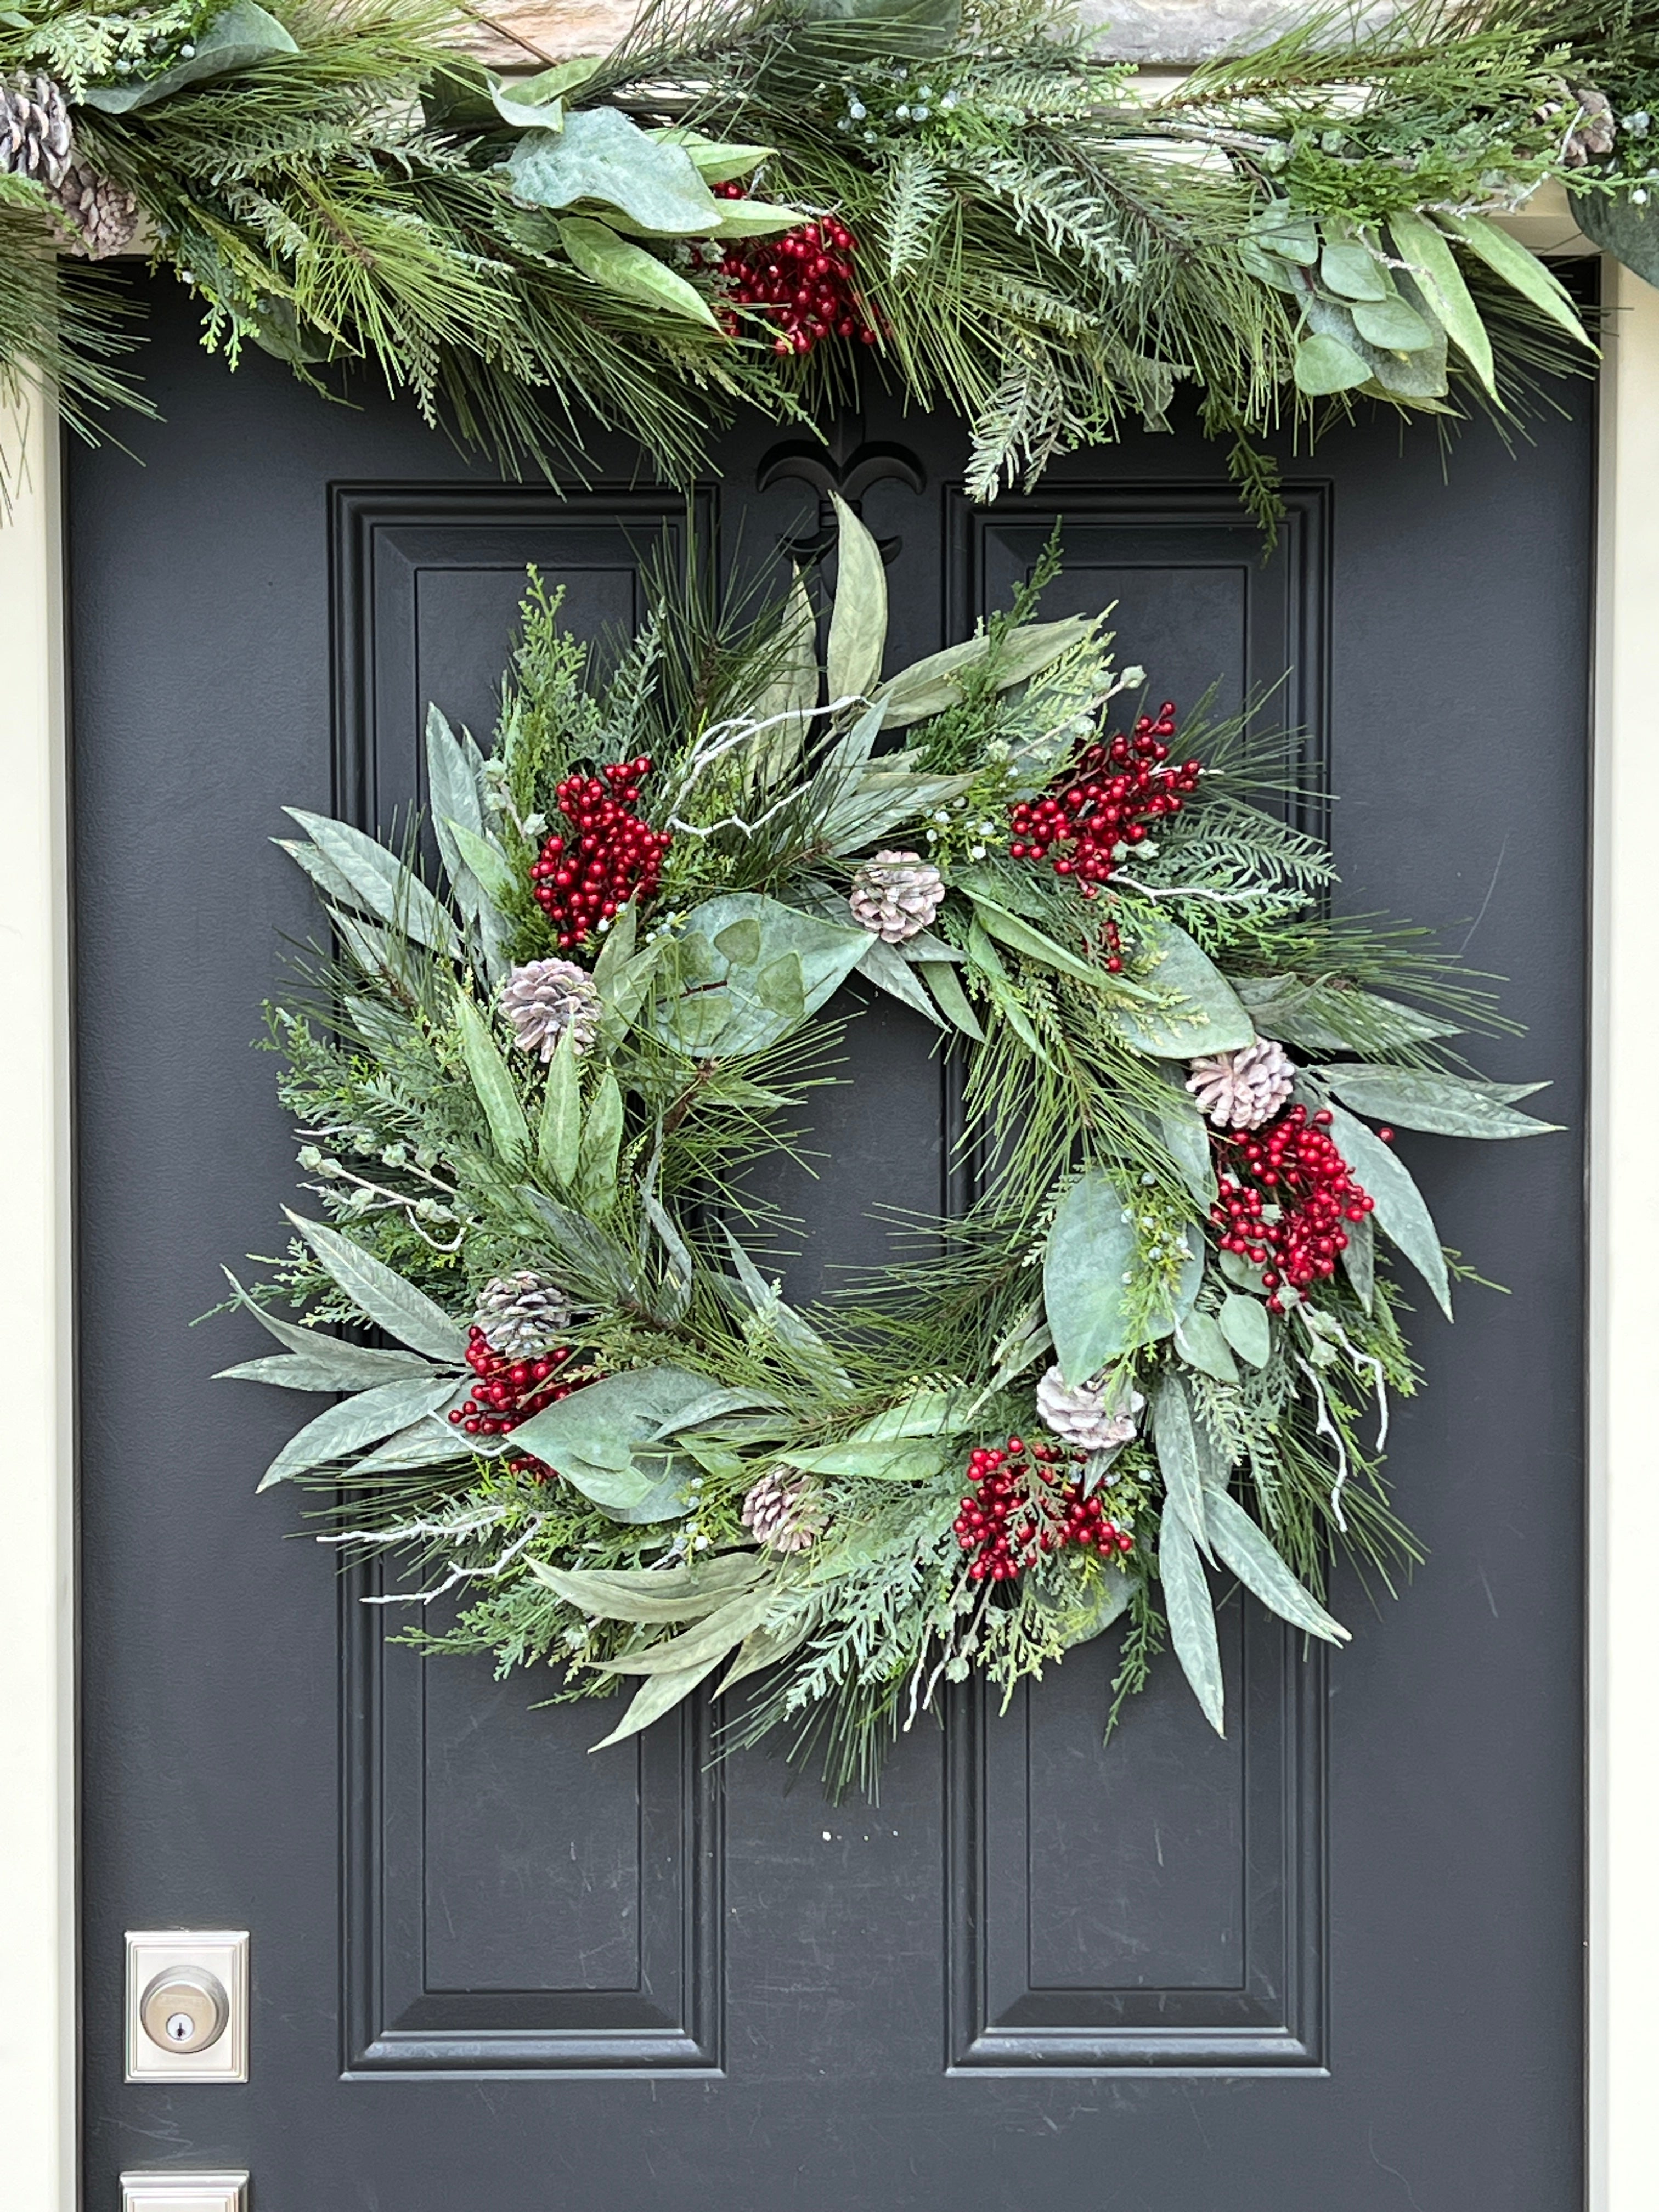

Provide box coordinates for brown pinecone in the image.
[1035,1365,1143,1455]
[500,958,601,1060]
[1186,1036,1295,1131]
[847,851,945,944]
[1542,84,1618,166]
[0,72,72,188]
[473,1271,573,1361]
[741,1467,820,1554]
[48,153,140,259]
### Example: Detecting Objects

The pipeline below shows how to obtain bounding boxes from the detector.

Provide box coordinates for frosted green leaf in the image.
[648,129,776,183]
[1152,1376,1212,1555]
[874,614,1098,729]
[1351,294,1435,351]
[258,1374,459,1489]
[557,217,720,328]
[1319,241,1390,301]
[1443,214,1594,351]
[490,56,602,127]
[1323,1103,1451,1317]
[587,1661,725,1752]
[574,1068,624,1215]
[453,990,531,1166]
[528,1555,766,1624]
[1217,1292,1271,1369]
[1158,1505,1224,1735]
[1203,1486,1350,1645]
[1293,331,1372,395]
[652,894,868,1058]
[1173,1310,1238,1387]
[1324,1064,1559,1139]
[826,494,888,703]
[590,1588,775,1677]
[1389,211,1494,395]
[505,108,721,233]
[80,0,297,110]
[1104,912,1252,1057]
[283,1213,467,1362]
[537,1029,582,1188]
[1043,1172,1203,1384]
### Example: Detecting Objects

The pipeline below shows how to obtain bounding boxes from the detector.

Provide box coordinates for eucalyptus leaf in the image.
[425,706,484,891]
[1240,237,1301,291]
[1576,188,1659,289]
[1322,1103,1451,1317]
[490,56,602,126]
[1320,240,1390,301]
[715,1616,815,1696]
[1339,1206,1375,1313]
[558,216,720,328]
[454,990,531,1165]
[587,1660,725,1751]
[351,1417,476,1476]
[1237,974,1459,1054]
[1443,213,1594,351]
[216,1341,432,1391]
[649,128,775,183]
[1250,204,1319,263]
[1324,1063,1560,1139]
[589,1588,775,1677]
[1106,912,1253,1057]
[826,493,888,703]
[857,936,945,1025]
[504,108,721,233]
[257,1374,458,1489]
[509,1365,716,1505]
[1152,1375,1212,1555]
[574,1069,624,1215]
[778,1438,947,1479]
[1158,1504,1224,1735]
[1173,1310,1238,1387]
[1293,331,1372,396]
[1217,1291,1271,1368]
[284,1212,467,1362]
[1043,1172,1203,1384]
[1389,211,1494,395]
[652,894,868,1058]
[918,959,985,1040]
[965,887,1113,989]
[874,614,1098,730]
[1350,292,1435,351]
[640,1186,694,1320]
[1203,1486,1350,1644]
[1306,288,1447,400]
[283,809,459,959]
[529,1554,765,1624]
[537,1029,582,1187]
[80,0,297,110]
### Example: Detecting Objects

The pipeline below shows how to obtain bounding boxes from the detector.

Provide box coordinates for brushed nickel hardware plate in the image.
[124,1931,249,2083]
[120,2172,248,2212]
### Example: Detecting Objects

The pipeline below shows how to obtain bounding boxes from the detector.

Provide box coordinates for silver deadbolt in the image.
[140,1965,229,2055]
[126,1931,249,2081]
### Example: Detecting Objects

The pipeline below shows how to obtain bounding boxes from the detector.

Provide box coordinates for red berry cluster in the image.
[953,1435,1135,1585]
[712,188,879,358]
[1211,1104,1376,1312]
[530,757,670,952]
[1007,704,1202,896]
[448,1328,588,1481]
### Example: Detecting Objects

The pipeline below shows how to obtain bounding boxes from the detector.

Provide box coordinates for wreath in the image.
[217,505,1555,1790]
[3,0,1657,522]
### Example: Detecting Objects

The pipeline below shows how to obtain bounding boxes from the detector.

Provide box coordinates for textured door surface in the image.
[74,281,1589,2210]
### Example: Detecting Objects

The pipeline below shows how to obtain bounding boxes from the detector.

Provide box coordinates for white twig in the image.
[1297,1354,1350,1534]
[1114,872,1279,905]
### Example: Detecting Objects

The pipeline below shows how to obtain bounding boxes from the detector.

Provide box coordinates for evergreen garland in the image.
[218,517,1557,1793]
[1,0,1656,515]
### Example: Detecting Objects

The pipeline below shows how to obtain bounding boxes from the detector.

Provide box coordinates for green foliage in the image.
[221,533,1541,1787]
[0,0,1643,514]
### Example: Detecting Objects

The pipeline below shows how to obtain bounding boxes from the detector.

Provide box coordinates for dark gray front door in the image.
[73,280,1589,2210]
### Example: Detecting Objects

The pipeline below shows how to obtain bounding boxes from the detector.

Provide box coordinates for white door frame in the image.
[2,241,1653,2212]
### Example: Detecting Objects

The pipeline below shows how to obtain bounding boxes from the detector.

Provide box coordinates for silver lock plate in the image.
[121,2171,247,2212]
[125,1932,249,2083]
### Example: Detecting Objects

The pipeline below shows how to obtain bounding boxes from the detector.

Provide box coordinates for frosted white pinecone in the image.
[848,851,945,944]
[1036,1366,1144,1454]
[47,151,140,259]
[1186,1036,1295,1131]
[473,1271,572,1361]
[0,72,72,188]
[741,1468,821,1554]
[500,958,601,1060]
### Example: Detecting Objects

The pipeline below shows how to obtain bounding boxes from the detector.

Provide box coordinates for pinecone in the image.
[0,72,72,189]
[473,1270,573,1361]
[500,958,601,1060]
[848,850,945,944]
[1035,1365,1144,1455]
[1566,86,1617,165]
[1186,1036,1295,1131]
[741,1466,821,1554]
[48,151,140,260]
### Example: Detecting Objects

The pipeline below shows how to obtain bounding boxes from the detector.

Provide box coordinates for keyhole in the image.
[166,2012,195,2044]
